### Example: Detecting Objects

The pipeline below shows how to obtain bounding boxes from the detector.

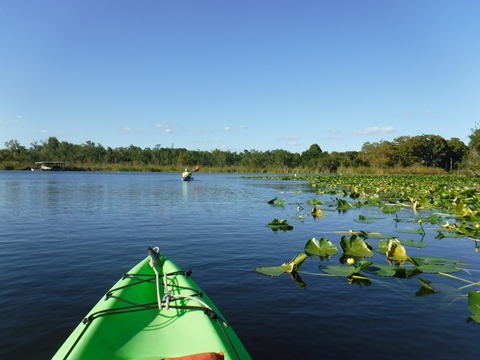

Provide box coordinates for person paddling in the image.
[182,168,190,179]
[181,165,200,181]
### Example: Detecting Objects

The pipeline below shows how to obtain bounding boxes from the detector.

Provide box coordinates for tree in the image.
[410,134,448,168]
[43,137,60,159]
[359,141,395,168]
[468,122,480,153]
[4,139,27,162]
[446,138,468,171]
[301,144,322,166]
[392,136,419,167]
[460,122,480,174]
[321,152,341,172]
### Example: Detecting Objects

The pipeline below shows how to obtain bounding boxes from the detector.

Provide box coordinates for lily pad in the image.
[354,215,375,224]
[304,238,338,257]
[288,252,308,269]
[381,205,401,213]
[417,264,462,274]
[375,239,389,255]
[306,199,323,205]
[400,239,428,248]
[267,197,285,206]
[426,214,442,224]
[468,291,480,324]
[395,229,425,235]
[336,198,353,211]
[321,261,373,278]
[411,256,465,266]
[321,264,357,277]
[415,277,439,297]
[266,218,293,231]
[361,231,390,239]
[254,264,290,277]
[254,253,308,276]
[340,234,374,257]
[362,263,397,277]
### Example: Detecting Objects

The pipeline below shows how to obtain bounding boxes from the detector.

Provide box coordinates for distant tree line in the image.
[2,127,480,174]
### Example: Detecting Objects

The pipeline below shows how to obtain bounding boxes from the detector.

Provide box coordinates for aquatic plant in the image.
[256,174,480,324]
[266,218,293,231]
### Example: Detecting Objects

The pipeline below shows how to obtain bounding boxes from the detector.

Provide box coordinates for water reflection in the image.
[182,181,200,202]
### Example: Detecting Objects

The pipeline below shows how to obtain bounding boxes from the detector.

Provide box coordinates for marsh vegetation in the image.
[3,124,480,174]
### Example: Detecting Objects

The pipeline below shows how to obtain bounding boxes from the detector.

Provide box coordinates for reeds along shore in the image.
[2,161,459,175]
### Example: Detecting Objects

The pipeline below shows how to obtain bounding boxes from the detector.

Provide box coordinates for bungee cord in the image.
[147,246,228,326]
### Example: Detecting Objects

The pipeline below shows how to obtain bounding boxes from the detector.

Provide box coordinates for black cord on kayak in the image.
[204,308,218,320]
[204,309,242,360]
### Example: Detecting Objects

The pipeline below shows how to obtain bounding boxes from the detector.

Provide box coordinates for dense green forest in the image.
[2,126,480,174]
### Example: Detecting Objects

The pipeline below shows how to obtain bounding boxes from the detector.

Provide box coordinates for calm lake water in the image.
[1,171,479,359]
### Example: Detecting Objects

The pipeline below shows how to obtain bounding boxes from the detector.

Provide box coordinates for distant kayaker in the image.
[182,168,190,178]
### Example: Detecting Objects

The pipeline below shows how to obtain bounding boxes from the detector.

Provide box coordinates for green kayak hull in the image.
[53,250,251,360]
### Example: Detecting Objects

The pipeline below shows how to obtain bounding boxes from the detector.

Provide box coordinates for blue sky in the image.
[1,1,479,154]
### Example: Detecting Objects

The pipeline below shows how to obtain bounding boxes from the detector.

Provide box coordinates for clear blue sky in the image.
[1,0,479,154]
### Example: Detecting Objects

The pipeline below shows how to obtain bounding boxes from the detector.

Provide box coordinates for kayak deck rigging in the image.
[84,270,227,327]
[53,247,251,360]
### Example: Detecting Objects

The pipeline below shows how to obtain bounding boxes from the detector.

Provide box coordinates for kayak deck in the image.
[53,250,251,360]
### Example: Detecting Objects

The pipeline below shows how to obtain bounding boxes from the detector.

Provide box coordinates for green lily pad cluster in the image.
[266,218,293,231]
[258,174,480,323]
[267,197,286,206]
[255,234,480,320]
